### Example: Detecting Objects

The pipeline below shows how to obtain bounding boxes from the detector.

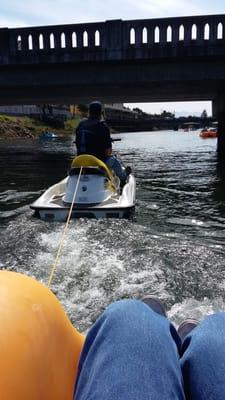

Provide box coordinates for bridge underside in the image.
[0,81,217,104]
[0,58,224,105]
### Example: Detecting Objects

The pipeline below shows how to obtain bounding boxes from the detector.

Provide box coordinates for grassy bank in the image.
[0,114,81,139]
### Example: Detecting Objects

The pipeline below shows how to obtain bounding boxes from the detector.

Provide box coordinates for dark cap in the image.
[89,101,102,117]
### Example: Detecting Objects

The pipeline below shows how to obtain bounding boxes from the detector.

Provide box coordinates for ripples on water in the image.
[0,132,225,331]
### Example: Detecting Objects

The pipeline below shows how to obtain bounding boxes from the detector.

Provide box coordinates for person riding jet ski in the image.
[75,101,131,182]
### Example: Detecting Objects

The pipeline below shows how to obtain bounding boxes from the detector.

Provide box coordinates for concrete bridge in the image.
[106,117,213,133]
[1,14,225,156]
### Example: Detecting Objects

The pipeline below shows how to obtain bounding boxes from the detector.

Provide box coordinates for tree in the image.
[132,107,144,114]
[160,110,175,119]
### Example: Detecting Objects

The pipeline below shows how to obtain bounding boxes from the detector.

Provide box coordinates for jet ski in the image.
[30,154,136,221]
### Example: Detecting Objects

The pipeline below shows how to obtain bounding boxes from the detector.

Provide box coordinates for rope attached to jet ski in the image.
[47,166,83,288]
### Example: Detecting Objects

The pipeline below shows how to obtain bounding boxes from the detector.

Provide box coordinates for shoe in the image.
[141,295,167,317]
[178,318,199,341]
[125,166,132,176]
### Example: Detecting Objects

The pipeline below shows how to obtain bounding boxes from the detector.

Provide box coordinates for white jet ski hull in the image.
[30,154,136,222]
[30,175,135,222]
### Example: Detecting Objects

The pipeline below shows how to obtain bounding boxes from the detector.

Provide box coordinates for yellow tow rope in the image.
[47,167,83,288]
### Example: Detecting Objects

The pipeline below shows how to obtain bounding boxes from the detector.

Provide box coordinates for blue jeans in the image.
[105,156,126,180]
[74,300,225,400]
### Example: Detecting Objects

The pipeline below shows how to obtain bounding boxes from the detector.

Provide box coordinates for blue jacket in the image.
[75,118,112,161]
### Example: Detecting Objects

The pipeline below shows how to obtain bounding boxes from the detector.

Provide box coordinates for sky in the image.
[1,0,225,115]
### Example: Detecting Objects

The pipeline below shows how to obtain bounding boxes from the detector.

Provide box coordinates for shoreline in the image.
[0,114,79,140]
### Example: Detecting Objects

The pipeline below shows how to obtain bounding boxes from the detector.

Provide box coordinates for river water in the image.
[0,131,225,331]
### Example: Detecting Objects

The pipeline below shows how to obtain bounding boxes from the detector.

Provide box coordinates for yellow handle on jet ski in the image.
[71,154,114,181]
[72,154,116,191]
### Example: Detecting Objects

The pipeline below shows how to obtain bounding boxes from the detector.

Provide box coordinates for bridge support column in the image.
[212,99,217,120]
[0,28,9,62]
[105,20,122,59]
[214,94,225,162]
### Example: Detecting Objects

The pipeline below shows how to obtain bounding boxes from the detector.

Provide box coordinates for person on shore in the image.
[74,297,225,400]
[75,101,130,182]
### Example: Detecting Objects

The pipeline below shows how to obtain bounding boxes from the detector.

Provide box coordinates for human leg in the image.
[74,299,185,400]
[105,155,127,180]
[180,312,225,400]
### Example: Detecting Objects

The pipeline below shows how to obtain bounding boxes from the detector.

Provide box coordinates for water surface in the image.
[0,131,225,330]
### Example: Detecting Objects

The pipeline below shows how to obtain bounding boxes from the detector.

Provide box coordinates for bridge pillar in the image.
[212,100,217,120]
[214,94,225,161]
[105,20,122,59]
[0,28,9,62]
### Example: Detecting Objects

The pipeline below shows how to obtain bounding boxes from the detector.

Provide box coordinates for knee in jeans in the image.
[104,299,142,325]
[182,312,225,356]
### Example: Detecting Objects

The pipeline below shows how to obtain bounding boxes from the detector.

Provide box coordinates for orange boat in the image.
[199,128,218,138]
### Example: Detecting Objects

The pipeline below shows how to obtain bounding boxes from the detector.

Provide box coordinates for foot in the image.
[141,295,167,317]
[125,166,132,176]
[178,318,198,341]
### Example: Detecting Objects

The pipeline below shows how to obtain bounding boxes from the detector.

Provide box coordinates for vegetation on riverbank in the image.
[0,111,212,138]
[0,114,81,139]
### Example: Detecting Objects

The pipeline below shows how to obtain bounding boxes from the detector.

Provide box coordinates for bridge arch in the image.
[28,35,33,50]
[39,34,44,49]
[154,26,160,43]
[50,33,55,49]
[95,30,100,46]
[191,24,197,40]
[167,25,172,42]
[83,31,88,47]
[179,25,184,41]
[61,32,66,48]
[217,22,223,39]
[130,27,135,45]
[204,23,210,40]
[17,35,22,51]
[142,27,148,44]
[72,32,77,47]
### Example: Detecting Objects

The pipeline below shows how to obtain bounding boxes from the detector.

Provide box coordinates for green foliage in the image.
[132,108,175,119]
[64,117,81,131]
[0,113,81,138]
[0,114,18,122]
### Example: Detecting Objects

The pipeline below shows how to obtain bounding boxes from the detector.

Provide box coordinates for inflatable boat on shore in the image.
[30,154,136,221]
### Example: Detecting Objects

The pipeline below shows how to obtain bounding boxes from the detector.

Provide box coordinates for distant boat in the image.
[39,131,58,140]
[199,127,218,139]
